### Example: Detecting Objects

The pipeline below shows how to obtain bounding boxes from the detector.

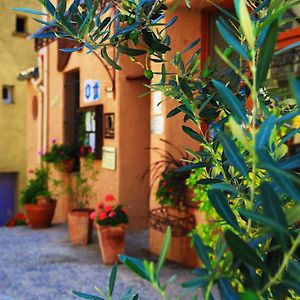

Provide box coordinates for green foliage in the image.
[19,0,300,298]
[20,168,52,205]
[42,142,76,164]
[67,156,99,209]
[73,263,139,300]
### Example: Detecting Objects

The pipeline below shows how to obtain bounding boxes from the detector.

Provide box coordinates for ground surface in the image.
[0,224,209,300]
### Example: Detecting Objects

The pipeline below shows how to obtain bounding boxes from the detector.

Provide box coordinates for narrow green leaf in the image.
[285,205,300,226]
[261,183,289,250]
[108,263,118,296]
[264,164,300,204]
[182,126,206,144]
[167,106,183,118]
[240,290,260,300]
[213,79,248,124]
[57,0,67,14]
[238,209,290,238]
[156,226,171,278]
[180,78,193,99]
[192,234,211,269]
[256,115,276,149]
[72,291,104,300]
[218,131,249,178]
[224,230,268,273]
[288,260,300,281]
[101,47,122,70]
[218,278,239,300]
[118,45,146,56]
[216,20,250,60]
[208,189,240,232]
[235,0,255,49]
[119,255,150,281]
[12,8,46,15]
[291,77,300,111]
[256,20,279,89]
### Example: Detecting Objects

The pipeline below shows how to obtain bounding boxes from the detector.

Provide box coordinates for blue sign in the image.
[84,80,100,103]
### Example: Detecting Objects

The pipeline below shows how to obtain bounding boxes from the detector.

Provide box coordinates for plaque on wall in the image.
[102,147,116,170]
[104,113,115,139]
[151,115,164,135]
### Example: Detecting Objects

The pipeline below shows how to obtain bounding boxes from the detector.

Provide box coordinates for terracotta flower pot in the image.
[24,202,56,229]
[96,224,125,265]
[68,209,93,245]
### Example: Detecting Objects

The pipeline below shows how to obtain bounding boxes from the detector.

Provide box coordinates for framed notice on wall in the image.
[102,147,116,170]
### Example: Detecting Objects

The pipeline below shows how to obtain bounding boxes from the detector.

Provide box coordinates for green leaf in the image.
[208,189,241,232]
[238,209,290,238]
[156,226,171,278]
[256,20,279,89]
[108,263,118,296]
[256,115,276,149]
[291,77,300,111]
[167,106,184,118]
[218,131,249,178]
[240,290,260,300]
[180,78,193,99]
[282,279,300,294]
[118,45,146,56]
[288,260,300,281]
[38,0,56,16]
[182,38,201,54]
[264,164,300,204]
[218,278,239,300]
[119,255,150,281]
[101,47,122,70]
[224,230,268,273]
[285,205,300,225]
[57,0,67,14]
[175,162,211,173]
[72,291,104,300]
[235,0,255,49]
[216,20,250,60]
[12,8,47,15]
[181,277,207,289]
[213,79,248,124]
[261,183,289,250]
[192,234,211,269]
[182,126,206,144]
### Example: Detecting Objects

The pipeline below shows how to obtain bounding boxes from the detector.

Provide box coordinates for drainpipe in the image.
[31,54,44,166]
[42,44,49,157]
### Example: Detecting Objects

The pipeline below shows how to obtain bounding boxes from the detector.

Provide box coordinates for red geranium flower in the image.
[99,211,107,221]
[105,194,115,202]
[104,205,113,213]
[89,211,96,220]
[108,211,116,218]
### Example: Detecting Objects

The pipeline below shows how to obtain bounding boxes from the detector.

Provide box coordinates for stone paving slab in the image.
[0,224,206,300]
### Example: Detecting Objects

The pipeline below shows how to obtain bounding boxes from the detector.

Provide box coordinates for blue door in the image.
[0,174,15,226]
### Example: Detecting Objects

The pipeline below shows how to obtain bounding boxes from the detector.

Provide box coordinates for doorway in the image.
[0,173,16,226]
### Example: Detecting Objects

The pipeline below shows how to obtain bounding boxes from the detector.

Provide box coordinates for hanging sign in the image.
[153,91,163,114]
[151,116,164,135]
[84,79,101,103]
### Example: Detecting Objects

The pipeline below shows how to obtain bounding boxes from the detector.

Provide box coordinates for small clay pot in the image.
[68,209,93,245]
[25,202,56,229]
[96,224,125,265]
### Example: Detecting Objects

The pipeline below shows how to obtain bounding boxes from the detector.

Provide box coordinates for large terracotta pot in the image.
[68,209,93,245]
[24,202,56,229]
[96,224,125,265]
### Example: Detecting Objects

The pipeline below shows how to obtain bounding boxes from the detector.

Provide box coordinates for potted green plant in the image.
[67,156,99,245]
[20,168,56,229]
[42,140,76,173]
[90,194,129,265]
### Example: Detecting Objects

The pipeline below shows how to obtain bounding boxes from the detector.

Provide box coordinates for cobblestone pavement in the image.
[0,224,211,300]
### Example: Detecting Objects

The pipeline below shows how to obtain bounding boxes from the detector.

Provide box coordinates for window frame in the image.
[2,85,14,104]
[15,15,28,35]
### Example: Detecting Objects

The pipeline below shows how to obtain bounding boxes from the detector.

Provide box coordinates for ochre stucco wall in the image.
[0,0,39,211]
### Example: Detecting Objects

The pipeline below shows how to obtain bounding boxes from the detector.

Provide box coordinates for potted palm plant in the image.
[90,194,129,265]
[20,168,56,229]
[67,156,99,245]
[42,140,77,173]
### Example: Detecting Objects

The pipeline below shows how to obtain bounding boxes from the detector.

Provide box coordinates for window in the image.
[78,106,103,160]
[2,86,13,104]
[16,16,27,33]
